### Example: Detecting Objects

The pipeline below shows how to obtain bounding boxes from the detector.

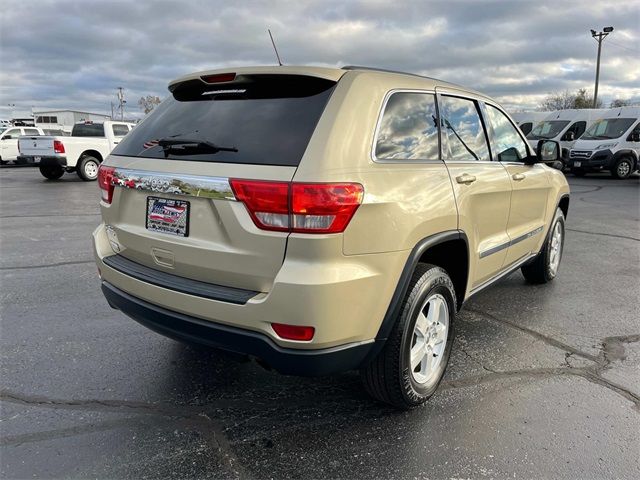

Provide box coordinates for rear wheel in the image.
[361,264,456,409]
[611,157,633,179]
[77,155,100,181]
[521,208,565,284]
[39,165,64,180]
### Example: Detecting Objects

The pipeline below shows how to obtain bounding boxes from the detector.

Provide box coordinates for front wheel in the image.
[361,264,456,409]
[611,157,634,180]
[521,208,565,284]
[77,155,100,181]
[39,165,64,180]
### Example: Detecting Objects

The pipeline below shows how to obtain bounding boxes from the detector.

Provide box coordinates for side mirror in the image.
[563,131,575,141]
[536,139,560,163]
[630,132,640,142]
[2,135,11,140]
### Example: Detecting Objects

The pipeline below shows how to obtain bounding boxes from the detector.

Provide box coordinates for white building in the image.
[33,110,112,134]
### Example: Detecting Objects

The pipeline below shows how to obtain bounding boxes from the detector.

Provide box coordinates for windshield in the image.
[72,123,105,137]
[527,120,570,140]
[580,118,636,140]
[0,127,6,135]
[111,75,336,166]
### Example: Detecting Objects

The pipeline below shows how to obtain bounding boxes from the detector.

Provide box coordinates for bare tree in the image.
[138,95,162,114]
[610,98,631,108]
[538,89,602,111]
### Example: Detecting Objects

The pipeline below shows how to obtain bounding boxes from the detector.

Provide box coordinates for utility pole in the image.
[591,26,614,108]
[116,87,126,121]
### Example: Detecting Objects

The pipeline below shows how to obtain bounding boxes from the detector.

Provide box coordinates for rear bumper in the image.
[102,281,378,376]
[16,155,67,167]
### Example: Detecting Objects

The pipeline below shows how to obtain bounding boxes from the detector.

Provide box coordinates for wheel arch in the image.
[80,150,103,162]
[367,230,469,362]
[612,149,639,169]
[558,194,570,220]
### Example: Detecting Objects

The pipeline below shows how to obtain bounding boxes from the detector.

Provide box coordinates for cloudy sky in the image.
[1,0,638,119]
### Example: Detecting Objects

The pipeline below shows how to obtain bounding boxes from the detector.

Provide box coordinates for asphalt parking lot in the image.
[1,166,639,479]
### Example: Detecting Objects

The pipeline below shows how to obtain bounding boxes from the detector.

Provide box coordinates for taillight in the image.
[229,180,364,234]
[271,323,315,341]
[98,165,116,204]
[53,140,65,154]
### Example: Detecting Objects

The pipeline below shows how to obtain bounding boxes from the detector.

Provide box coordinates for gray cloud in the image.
[1,0,638,118]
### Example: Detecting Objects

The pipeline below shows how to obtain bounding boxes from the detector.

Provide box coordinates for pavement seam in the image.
[0,260,94,270]
[566,227,640,242]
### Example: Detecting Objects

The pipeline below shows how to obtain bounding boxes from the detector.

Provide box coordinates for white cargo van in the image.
[526,109,608,163]
[510,111,550,136]
[568,106,640,179]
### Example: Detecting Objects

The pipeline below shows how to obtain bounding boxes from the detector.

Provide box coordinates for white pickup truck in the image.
[17,121,134,180]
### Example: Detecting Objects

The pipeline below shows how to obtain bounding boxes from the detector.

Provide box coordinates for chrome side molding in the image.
[111,168,235,201]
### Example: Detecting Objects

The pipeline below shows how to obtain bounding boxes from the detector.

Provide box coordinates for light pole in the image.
[591,26,614,108]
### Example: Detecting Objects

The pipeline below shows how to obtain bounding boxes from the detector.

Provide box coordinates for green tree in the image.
[539,88,602,111]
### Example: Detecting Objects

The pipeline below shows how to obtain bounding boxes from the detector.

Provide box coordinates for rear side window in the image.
[73,123,104,137]
[24,128,40,135]
[112,75,336,166]
[375,92,439,161]
[112,124,130,137]
[440,96,490,162]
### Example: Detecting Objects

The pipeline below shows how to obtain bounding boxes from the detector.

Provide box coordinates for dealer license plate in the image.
[146,197,189,237]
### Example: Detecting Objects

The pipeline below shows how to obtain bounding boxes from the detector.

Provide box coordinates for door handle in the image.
[456,173,477,185]
[512,173,526,181]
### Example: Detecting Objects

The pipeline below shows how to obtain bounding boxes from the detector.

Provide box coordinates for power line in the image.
[606,40,639,53]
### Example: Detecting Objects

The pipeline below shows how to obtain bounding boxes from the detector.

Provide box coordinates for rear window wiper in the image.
[157,138,238,156]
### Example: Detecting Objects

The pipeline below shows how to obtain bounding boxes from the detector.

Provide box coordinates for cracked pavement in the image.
[1,168,639,479]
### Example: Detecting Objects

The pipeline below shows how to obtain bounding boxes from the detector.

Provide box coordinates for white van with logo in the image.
[568,107,640,179]
[510,111,550,136]
[526,109,608,164]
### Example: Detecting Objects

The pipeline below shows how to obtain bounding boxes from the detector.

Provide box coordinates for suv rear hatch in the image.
[100,70,341,293]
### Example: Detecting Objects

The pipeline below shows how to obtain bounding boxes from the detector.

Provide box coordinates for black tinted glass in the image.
[112,75,336,166]
[440,96,490,162]
[375,92,439,160]
[73,123,104,137]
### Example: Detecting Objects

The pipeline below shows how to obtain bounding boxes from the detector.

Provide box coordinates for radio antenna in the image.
[268,29,283,66]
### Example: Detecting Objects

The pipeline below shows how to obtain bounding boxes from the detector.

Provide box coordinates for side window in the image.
[3,128,21,138]
[485,105,528,162]
[24,128,40,135]
[563,121,586,140]
[375,92,439,161]
[439,95,490,162]
[519,122,533,136]
[628,122,640,141]
[112,124,130,137]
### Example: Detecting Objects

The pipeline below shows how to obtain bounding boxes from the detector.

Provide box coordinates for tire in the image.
[77,155,100,181]
[361,263,456,409]
[521,208,565,284]
[571,169,586,177]
[611,157,633,180]
[39,165,64,180]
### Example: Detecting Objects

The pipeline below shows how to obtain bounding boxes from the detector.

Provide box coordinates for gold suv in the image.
[94,66,569,408]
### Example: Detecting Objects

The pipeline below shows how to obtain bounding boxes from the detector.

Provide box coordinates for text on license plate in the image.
[146,197,190,237]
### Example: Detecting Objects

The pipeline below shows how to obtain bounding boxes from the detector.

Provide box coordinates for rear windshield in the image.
[72,123,105,137]
[111,75,336,166]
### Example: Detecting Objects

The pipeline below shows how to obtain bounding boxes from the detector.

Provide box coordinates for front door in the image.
[483,104,551,266]
[0,127,23,160]
[438,93,513,290]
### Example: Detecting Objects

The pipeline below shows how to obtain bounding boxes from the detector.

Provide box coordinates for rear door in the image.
[437,92,513,289]
[483,103,550,266]
[102,74,337,293]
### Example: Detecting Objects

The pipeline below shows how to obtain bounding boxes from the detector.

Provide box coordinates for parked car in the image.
[93,66,569,408]
[568,106,640,179]
[527,109,608,165]
[17,120,134,180]
[0,126,45,164]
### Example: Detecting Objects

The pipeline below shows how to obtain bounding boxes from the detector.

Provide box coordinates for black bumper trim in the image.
[16,155,67,167]
[101,281,377,376]
[102,254,258,305]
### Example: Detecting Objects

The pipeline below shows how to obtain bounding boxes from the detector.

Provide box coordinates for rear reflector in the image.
[201,72,236,84]
[54,140,65,154]
[229,179,363,234]
[98,165,116,203]
[271,323,315,341]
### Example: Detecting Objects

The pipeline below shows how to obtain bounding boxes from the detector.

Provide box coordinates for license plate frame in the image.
[146,197,190,237]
